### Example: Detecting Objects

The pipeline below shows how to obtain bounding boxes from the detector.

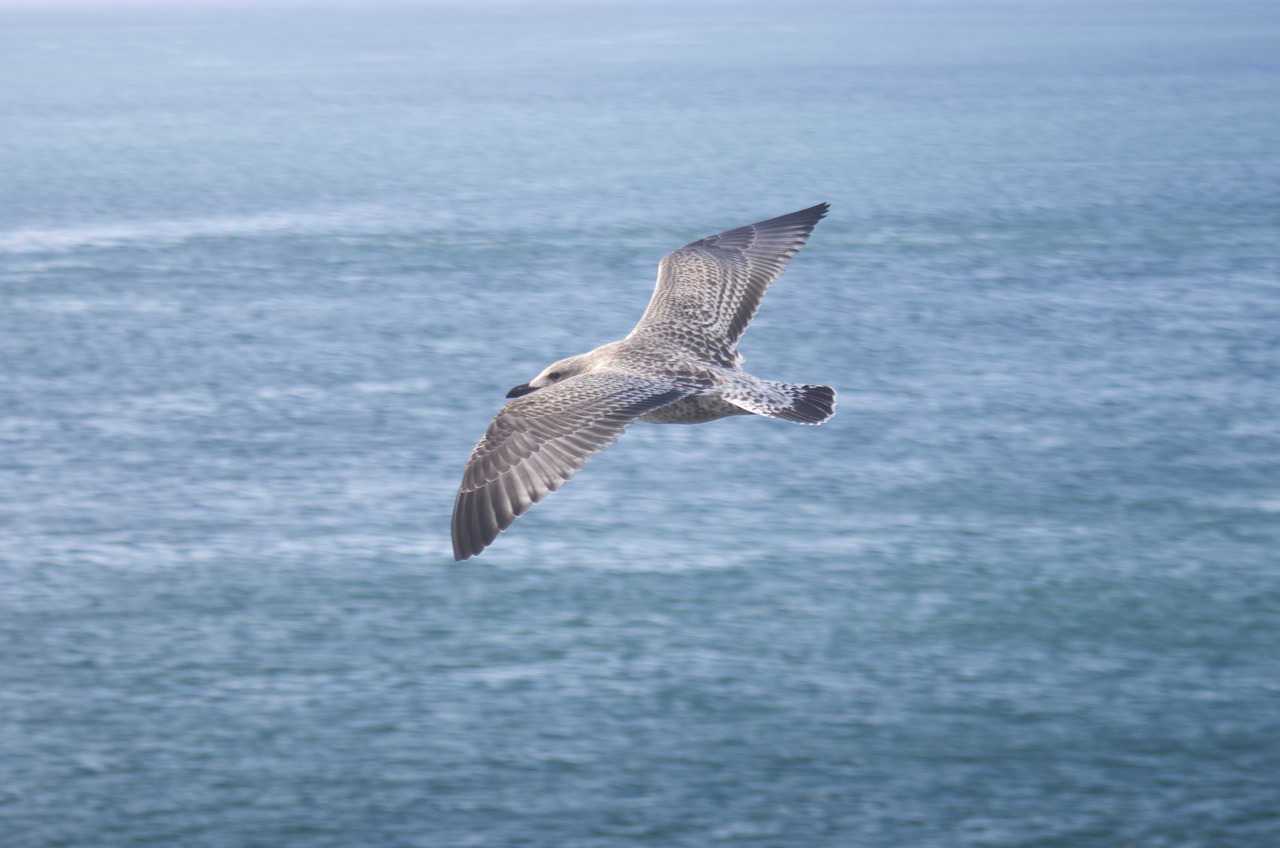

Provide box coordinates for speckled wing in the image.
[630,202,829,365]
[452,374,688,560]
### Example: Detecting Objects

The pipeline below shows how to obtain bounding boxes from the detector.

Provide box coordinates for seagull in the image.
[452,203,835,560]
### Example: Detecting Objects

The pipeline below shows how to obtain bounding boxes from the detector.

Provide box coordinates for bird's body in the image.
[452,203,835,560]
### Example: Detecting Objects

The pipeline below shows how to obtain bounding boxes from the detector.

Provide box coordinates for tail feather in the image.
[775,383,836,425]
[724,380,837,425]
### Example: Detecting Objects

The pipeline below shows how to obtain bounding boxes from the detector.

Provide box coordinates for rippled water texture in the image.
[2,2,1278,846]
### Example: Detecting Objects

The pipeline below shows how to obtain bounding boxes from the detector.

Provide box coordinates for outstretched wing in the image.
[629,203,829,365]
[452,374,688,560]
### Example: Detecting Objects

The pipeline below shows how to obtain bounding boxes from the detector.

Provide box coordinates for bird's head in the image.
[506,353,590,398]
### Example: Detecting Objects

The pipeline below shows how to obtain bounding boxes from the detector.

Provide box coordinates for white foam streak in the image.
[0,207,387,255]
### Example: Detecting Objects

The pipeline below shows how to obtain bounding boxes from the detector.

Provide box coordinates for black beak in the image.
[506,383,537,398]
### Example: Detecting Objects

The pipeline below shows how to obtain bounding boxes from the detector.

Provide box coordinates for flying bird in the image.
[452,203,835,560]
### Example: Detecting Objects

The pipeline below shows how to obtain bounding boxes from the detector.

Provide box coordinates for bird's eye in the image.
[548,371,563,381]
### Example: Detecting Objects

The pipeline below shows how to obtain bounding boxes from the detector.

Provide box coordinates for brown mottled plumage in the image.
[452,203,835,560]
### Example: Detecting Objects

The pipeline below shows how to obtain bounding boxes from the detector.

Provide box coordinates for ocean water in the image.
[2,1,1279,846]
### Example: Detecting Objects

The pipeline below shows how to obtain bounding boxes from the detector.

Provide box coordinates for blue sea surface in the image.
[2,1,1279,846]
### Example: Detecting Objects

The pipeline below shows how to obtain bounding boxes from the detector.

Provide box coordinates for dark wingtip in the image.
[452,523,473,562]
[754,202,830,239]
[451,489,490,561]
[795,201,830,223]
